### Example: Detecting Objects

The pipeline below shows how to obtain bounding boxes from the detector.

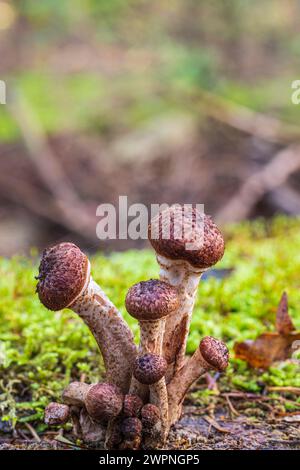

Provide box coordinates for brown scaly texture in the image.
[37,242,137,393]
[167,337,229,426]
[141,404,161,431]
[123,394,144,418]
[44,402,70,425]
[121,417,143,440]
[72,282,137,391]
[133,354,167,385]
[125,279,179,321]
[85,383,123,423]
[36,242,89,311]
[200,336,229,371]
[126,281,178,401]
[148,205,225,269]
[133,353,168,442]
[148,205,225,379]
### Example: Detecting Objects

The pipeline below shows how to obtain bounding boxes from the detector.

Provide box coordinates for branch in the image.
[7,89,96,240]
[193,89,300,144]
[216,145,300,224]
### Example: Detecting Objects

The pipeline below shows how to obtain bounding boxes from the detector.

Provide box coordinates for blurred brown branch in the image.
[216,145,300,224]
[188,89,300,144]
[7,89,96,240]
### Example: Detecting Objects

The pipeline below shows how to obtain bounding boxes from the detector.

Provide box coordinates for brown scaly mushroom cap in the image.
[148,205,225,269]
[121,417,143,439]
[141,403,161,430]
[125,279,179,322]
[133,353,167,385]
[199,336,229,372]
[123,394,144,418]
[44,402,70,426]
[85,383,123,423]
[36,242,90,311]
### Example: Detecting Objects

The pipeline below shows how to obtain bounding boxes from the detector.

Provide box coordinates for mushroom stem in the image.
[78,408,106,445]
[167,336,229,426]
[71,278,137,393]
[139,319,165,355]
[62,381,91,406]
[149,378,169,443]
[157,255,205,378]
[128,378,148,403]
[167,348,208,426]
[128,320,164,402]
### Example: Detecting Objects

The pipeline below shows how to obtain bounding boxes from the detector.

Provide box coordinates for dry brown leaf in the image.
[234,293,300,369]
[275,292,295,335]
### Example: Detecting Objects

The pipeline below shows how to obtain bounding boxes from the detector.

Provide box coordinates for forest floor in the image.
[1,217,300,450]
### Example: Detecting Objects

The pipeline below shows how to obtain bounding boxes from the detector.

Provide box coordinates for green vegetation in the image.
[1,217,300,429]
[1,0,299,142]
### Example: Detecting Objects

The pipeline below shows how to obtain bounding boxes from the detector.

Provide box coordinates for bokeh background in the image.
[1,0,300,256]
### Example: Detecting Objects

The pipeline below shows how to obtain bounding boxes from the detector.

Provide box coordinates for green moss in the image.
[1,217,300,425]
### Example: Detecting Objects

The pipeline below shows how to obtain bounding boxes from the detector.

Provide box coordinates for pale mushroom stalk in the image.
[62,381,91,406]
[72,278,137,391]
[149,378,169,442]
[167,336,229,426]
[128,377,148,403]
[125,279,178,400]
[61,382,107,444]
[148,206,225,379]
[36,242,137,393]
[157,254,206,377]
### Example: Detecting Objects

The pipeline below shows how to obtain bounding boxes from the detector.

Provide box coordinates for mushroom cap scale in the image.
[133,353,167,385]
[141,403,161,429]
[85,383,123,423]
[36,242,90,311]
[121,417,143,439]
[199,336,229,372]
[44,402,70,426]
[123,394,144,418]
[125,279,179,321]
[148,205,225,269]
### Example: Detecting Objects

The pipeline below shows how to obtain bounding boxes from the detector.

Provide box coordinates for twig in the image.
[216,145,300,223]
[267,387,300,395]
[193,89,300,144]
[24,422,41,442]
[224,393,240,416]
[203,415,231,433]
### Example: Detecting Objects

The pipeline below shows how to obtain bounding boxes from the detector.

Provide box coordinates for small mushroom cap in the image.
[199,336,229,372]
[125,279,179,321]
[133,353,167,385]
[36,242,90,311]
[121,417,142,439]
[148,205,225,269]
[141,403,161,430]
[85,383,123,423]
[44,402,70,426]
[123,394,144,418]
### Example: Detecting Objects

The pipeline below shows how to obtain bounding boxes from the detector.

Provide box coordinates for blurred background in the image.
[1,0,300,256]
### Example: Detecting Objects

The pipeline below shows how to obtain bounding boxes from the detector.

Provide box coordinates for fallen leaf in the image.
[275,292,295,335]
[234,293,300,369]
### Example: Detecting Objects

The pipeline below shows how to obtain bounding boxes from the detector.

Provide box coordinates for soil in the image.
[1,399,299,451]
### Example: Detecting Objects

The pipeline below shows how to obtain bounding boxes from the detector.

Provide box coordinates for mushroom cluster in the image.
[38,205,229,449]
